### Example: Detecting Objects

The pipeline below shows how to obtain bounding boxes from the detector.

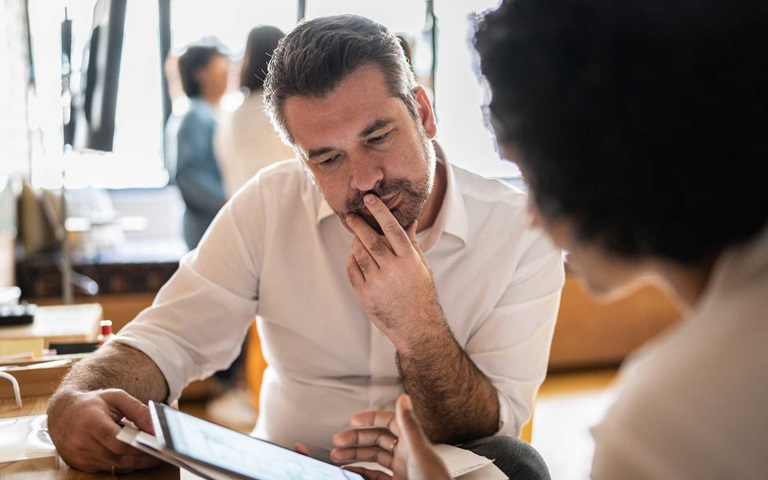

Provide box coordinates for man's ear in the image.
[415,86,437,139]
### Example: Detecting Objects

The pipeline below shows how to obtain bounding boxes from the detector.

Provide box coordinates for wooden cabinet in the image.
[549,274,682,370]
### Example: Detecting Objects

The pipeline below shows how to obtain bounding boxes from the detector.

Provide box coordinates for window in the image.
[24,0,517,190]
[433,0,520,178]
[27,0,166,189]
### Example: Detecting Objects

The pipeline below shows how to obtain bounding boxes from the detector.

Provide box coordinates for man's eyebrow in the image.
[360,118,395,138]
[306,146,335,161]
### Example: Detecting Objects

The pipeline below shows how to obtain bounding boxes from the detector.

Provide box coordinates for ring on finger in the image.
[388,437,399,453]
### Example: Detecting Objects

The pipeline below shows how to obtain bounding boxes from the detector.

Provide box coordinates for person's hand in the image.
[345,194,446,351]
[46,388,162,473]
[294,442,311,456]
[331,394,451,480]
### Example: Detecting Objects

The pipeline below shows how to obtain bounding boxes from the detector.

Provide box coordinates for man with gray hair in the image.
[47,14,562,477]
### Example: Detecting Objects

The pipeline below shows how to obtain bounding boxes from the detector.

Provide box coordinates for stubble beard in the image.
[340,133,436,235]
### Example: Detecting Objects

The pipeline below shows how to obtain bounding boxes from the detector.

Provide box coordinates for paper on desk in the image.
[0,414,57,463]
[346,443,507,479]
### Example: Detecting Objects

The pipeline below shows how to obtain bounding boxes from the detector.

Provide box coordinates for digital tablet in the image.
[149,401,365,480]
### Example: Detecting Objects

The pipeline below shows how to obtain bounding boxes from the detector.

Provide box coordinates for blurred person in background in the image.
[173,42,229,250]
[214,25,293,198]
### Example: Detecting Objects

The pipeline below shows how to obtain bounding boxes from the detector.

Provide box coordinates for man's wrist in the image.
[393,310,453,358]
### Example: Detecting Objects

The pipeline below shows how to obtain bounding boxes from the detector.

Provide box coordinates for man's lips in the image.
[381,192,400,209]
[363,192,399,212]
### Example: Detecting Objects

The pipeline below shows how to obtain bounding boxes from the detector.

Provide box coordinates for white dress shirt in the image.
[117,148,564,460]
[590,225,768,479]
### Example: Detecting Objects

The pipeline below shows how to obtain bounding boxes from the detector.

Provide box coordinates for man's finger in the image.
[362,194,412,256]
[330,445,394,467]
[103,390,154,434]
[346,213,395,263]
[351,236,379,276]
[349,410,398,435]
[343,465,393,480]
[111,451,163,473]
[88,391,155,458]
[346,254,366,288]
[332,427,396,449]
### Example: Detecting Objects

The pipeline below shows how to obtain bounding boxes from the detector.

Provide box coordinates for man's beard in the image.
[335,125,436,234]
[341,175,431,234]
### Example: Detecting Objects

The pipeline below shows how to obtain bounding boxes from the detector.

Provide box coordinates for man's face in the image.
[283,64,437,233]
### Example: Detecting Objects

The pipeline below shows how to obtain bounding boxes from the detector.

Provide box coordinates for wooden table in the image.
[0,396,178,479]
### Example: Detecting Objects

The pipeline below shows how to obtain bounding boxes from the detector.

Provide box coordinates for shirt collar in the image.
[315,141,469,247]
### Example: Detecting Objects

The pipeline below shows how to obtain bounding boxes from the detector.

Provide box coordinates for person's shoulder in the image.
[449,162,527,209]
[238,158,304,191]
[228,158,313,217]
[179,101,215,130]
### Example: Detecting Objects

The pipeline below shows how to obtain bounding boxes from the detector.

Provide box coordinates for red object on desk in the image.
[97,320,115,345]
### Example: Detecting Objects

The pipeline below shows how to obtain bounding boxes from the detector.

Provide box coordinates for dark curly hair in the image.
[474,0,768,264]
[263,14,418,144]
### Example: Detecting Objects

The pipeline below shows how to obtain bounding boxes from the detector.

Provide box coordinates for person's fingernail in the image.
[364,194,377,205]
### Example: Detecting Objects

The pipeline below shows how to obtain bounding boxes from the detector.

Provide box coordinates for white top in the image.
[213,92,294,197]
[116,151,564,460]
[591,225,768,479]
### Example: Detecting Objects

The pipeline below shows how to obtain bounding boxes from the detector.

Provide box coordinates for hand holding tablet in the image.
[117,401,364,480]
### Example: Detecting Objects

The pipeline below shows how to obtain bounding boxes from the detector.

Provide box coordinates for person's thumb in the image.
[103,390,155,434]
[396,394,428,448]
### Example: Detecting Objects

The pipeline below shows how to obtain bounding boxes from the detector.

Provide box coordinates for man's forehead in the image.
[284,65,395,116]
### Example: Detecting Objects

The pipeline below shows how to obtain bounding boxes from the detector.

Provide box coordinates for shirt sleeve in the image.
[466,233,565,438]
[115,184,265,403]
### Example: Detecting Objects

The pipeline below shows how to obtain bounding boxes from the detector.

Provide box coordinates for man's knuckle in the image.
[369,239,390,256]
[357,258,371,274]
[383,221,401,236]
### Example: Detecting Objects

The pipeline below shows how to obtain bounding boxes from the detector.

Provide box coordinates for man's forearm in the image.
[52,342,169,403]
[397,322,500,445]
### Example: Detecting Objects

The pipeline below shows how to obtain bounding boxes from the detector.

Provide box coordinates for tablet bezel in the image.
[148,400,365,480]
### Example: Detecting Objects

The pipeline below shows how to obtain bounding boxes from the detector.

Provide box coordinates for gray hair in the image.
[264,14,419,145]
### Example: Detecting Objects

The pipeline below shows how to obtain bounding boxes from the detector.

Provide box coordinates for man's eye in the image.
[319,154,340,166]
[369,131,391,143]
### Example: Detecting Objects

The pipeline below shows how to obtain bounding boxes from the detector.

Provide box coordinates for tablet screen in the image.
[150,402,364,480]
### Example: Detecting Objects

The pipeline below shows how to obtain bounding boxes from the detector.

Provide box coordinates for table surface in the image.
[0,395,178,479]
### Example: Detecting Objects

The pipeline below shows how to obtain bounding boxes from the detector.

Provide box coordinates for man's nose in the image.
[349,156,384,192]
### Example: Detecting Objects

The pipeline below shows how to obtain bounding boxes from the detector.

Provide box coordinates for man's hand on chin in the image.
[344,194,446,352]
